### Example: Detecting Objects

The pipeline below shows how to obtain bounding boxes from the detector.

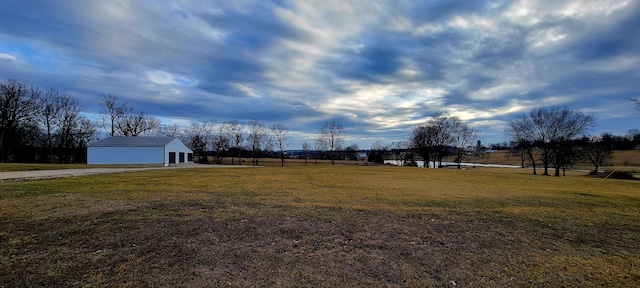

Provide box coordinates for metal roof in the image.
[88,137,179,147]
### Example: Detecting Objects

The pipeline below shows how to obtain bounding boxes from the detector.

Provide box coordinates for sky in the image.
[1,0,639,149]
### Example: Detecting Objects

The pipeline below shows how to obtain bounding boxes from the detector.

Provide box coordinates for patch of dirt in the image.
[2,202,638,287]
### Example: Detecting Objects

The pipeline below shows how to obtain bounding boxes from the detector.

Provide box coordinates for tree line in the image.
[1,78,638,169]
[177,120,346,167]
[382,106,637,176]
[0,79,347,166]
[0,79,96,163]
[170,119,290,167]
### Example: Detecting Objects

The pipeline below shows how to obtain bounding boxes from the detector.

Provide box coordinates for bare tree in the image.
[76,117,97,145]
[99,94,127,137]
[507,114,538,174]
[40,89,63,163]
[99,94,159,137]
[224,120,244,165]
[628,129,640,146]
[314,136,326,164]
[529,108,555,175]
[409,113,455,168]
[410,124,433,168]
[319,121,344,165]
[183,121,215,162]
[38,91,96,163]
[301,141,311,165]
[270,123,289,166]
[508,141,528,169]
[509,106,595,176]
[54,96,94,163]
[247,119,268,165]
[368,141,388,164]
[633,98,640,110]
[345,143,360,161]
[213,123,231,164]
[430,113,455,168]
[449,116,478,169]
[547,107,595,176]
[0,79,40,162]
[155,124,182,137]
[1,80,97,163]
[391,141,407,166]
[116,111,160,137]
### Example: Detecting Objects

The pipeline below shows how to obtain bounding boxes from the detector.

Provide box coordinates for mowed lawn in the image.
[1,164,639,287]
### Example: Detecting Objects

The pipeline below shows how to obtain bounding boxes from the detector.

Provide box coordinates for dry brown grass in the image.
[1,165,639,287]
[609,149,640,167]
[463,148,640,167]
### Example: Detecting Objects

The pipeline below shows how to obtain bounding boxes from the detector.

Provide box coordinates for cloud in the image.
[230,83,260,98]
[0,0,638,148]
[0,53,16,61]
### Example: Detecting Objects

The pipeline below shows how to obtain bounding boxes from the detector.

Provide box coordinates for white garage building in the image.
[87,137,193,166]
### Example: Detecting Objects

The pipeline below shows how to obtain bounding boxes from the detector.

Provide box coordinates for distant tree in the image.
[391,141,407,166]
[409,113,455,168]
[0,80,97,163]
[580,135,612,173]
[116,110,159,137]
[319,121,344,165]
[183,121,215,163]
[12,119,41,162]
[187,131,207,156]
[547,107,595,176]
[54,96,96,163]
[40,89,63,163]
[314,136,326,164]
[368,141,387,164]
[609,134,636,150]
[403,151,418,167]
[155,124,182,137]
[430,113,455,168]
[78,117,97,141]
[75,117,97,148]
[301,141,311,165]
[490,142,509,150]
[555,141,580,176]
[410,124,432,168]
[528,108,556,175]
[344,143,360,161]
[224,120,244,165]
[629,129,640,147]
[270,123,289,166]
[99,94,127,137]
[246,119,267,166]
[0,79,40,162]
[449,116,478,169]
[213,123,231,164]
[263,132,275,158]
[508,141,528,169]
[509,106,595,176]
[633,98,640,110]
[507,114,538,173]
[100,94,159,137]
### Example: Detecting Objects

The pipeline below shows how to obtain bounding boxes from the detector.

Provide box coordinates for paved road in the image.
[0,164,254,181]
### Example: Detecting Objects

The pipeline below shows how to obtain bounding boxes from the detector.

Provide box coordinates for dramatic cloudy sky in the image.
[1,0,639,148]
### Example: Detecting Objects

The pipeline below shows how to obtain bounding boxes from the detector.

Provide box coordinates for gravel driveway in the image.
[0,164,254,181]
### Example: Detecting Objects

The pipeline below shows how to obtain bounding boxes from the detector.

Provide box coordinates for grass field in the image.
[1,163,639,287]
